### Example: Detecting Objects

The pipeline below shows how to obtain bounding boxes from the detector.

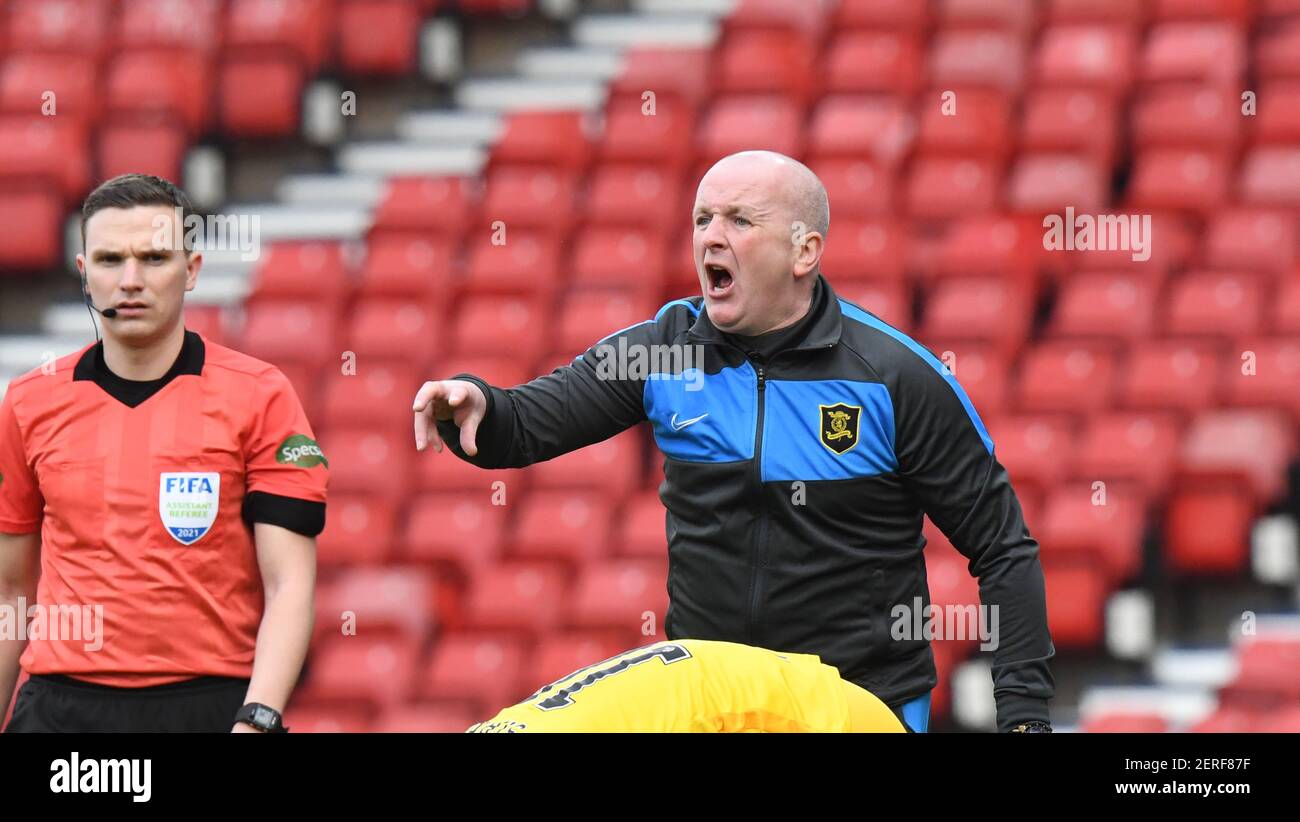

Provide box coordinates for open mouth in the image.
[704,262,735,296]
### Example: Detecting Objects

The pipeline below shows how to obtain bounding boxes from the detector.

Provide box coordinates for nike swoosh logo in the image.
[670,412,709,431]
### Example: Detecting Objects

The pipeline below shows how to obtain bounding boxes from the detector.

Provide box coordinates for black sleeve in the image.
[434,314,665,469]
[242,491,327,537]
[892,353,1056,732]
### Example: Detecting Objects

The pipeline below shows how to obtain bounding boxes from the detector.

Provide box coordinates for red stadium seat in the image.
[1204,209,1297,275]
[610,48,711,108]
[319,360,421,435]
[343,299,442,367]
[806,158,894,219]
[1037,481,1145,582]
[461,230,561,298]
[240,298,340,367]
[526,633,629,693]
[462,562,568,634]
[807,95,914,167]
[0,54,99,121]
[217,53,305,138]
[480,165,577,233]
[1177,410,1295,501]
[1256,19,1300,79]
[822,31,923,95]
[1083,713,1168,733]
[529,430,642,501]
[401,492,508,577]
[182,305,227,345]
[318,428,412,500]
[495,111,591,169]
[510,491,615,565]
[597,93,695,166]
[284,705,372,732]
[1238,147,1300,207]
[1277,277,1300,335]
[835,279,912,334]
[97,117,189,184]
[1163,271,1264,341]
[359,231,455,298]
[419,633,528,712]
[697,95,804,161]
[336,0,420,76]
[1071,411,1183,496]
[913,341,1010,421]
[372,176,477,236]
[834,0,930,29]
[1042,560,1107,647]
[1128,149,1231,212]
[1007,153,1110,213]
[905,157,1000,219]
[119,0,223,53]
[374,704,480,733]
[1019,89,1120,164]
[1140,22,1247,85]
[1065,211,1194,274]
[0,115,89,199]
[933,215,1042,286]
[301,634,419,711]
[569,228,668,298]
[583,163,683,230]
[1131,85,1242,149]
[251,242,349,299]
[1226,637,1300,701]
[1033,25,1138,92]
[433,354,533,389]
[1118,340,1221,414]
[987,414,1079,494]
[1050,270,1160,341]
[105,51,212,136]
[818,219,907,282]
[450,296,550,358]
[1017,342,1118,414]
[916,88,1013,159]
[226,0,334,73]
[315,566,436,644]
[927,30,1027,92]
[723,0,829,41]
[616,491,667,558]
[6,0,114,56]
[1045,0,1148,23]
[1164,485,1254,574]
[920,279,1033,357]
[315,494,398,566]
[567,559,669,635]
[0,186,64,270]
[1189,705,1256,733]
[712,31,816,103]
[938,0,1038,31]
[556,291,653,355]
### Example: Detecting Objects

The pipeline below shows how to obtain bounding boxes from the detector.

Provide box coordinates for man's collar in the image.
[688,274,843,351]
[74,330,206,407]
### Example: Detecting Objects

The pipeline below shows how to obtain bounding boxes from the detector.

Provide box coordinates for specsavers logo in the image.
[277,434,328,468]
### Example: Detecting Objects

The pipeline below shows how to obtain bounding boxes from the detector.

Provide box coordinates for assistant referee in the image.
[0,174,328,732]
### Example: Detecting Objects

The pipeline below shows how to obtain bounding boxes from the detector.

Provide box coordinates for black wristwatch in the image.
[234,703,288,733]
[1009,720,1053,733]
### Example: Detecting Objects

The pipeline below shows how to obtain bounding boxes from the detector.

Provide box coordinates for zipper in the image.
[745,358,767,644]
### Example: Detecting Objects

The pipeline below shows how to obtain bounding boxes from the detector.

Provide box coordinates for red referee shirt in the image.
[0,331,328,686]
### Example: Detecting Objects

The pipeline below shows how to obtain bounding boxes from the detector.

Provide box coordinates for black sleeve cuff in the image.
[995,694,1052,733]
[242,491,326,537]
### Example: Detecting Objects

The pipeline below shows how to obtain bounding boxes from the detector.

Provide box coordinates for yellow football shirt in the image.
[468,639,905,733]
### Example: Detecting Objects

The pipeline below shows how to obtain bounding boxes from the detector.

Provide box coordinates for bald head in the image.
[700,151,830,239]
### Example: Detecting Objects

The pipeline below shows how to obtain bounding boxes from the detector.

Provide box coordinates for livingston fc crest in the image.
[819,403,861,456]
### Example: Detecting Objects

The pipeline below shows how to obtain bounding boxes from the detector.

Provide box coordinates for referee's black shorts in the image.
[4,674,249,733]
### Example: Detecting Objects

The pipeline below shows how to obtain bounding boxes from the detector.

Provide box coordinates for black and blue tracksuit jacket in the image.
[437,275,1055,731]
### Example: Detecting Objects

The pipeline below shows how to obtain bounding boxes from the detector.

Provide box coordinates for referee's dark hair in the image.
[81,173,195,252]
